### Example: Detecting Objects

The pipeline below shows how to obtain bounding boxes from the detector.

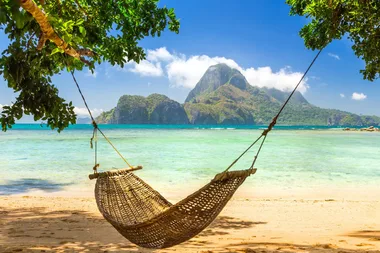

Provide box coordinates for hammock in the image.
[90,167,256,248]
[70,49,322,249]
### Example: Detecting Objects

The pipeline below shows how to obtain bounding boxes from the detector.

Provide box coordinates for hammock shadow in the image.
[0,178,71,195]
[347,230,380,242]
[181,216,267,247]
[197,216,267,237]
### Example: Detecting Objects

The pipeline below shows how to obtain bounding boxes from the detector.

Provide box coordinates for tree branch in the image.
[77,48,95,57]
[27,30,37,49]
[36,32,47,50]
[19,0,93,64]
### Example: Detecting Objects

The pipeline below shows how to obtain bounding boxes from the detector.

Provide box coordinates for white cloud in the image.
[166,55,241,89]
[146,47,174,62]
[242,66,308,93]
[123,48,310,93]
[340,93,345,98]
[351,92,367,101]
[328,53,340,60]
[85,69,98,78]
[127,60,163,77]
[74,107,103,118]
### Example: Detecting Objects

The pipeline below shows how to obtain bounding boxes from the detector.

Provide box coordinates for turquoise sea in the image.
[1,124,379,196]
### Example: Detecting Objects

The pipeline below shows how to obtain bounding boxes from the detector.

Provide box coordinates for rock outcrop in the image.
[343,126,380,132]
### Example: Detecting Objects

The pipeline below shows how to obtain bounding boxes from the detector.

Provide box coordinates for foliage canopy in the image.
[0,0,179,131]
[287,0,380,81]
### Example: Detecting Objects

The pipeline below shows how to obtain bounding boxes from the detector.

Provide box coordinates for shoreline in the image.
[6,123,380,131]
[5,182,380,201]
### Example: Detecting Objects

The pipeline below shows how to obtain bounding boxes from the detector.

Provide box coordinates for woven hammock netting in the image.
[94,168,256,249]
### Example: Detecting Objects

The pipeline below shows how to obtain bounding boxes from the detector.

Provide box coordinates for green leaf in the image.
[62,34,72,43]
[51,47,64,55]
[0,0,180,132]
[79,26,86,36]
[14,13,24,29]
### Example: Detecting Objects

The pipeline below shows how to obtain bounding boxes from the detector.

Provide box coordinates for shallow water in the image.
[1,125,379,195]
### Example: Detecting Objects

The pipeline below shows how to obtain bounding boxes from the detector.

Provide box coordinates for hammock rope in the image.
[70,48,323,175]
[68,49,323,249]
[70,70,132,171]
[223,48,324,172]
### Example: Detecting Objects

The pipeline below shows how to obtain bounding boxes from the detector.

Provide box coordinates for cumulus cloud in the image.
[124,48,173,77]
[351,92,367,101]
[328,53,340,60]
[127,60,163,77]
[340,93,345,98]
[242,66,308,93]
[85,69,98,78]
[146,47,174,62]
[166,55,241,89]
[124,47,310,93]
[74,107,103,118]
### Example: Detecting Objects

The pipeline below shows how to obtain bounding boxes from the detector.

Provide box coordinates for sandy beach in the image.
[1,0,380,250]
[1,127,380,252]
[1,186,379,253]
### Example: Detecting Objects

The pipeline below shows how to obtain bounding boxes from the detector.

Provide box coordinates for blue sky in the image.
[1,0,379,119]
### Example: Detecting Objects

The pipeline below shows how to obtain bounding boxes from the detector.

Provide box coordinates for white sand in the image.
[1,185,380,252]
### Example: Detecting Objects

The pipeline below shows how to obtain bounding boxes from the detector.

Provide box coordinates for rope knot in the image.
[92,120,98,129]
[93,163,99,173]
[262,116,278,136]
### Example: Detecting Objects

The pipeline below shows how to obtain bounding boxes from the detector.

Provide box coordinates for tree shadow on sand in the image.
[0,205,267,252]
[0,178,72,195]
[1,206,379,253]
[224,242,380,253]
[347,230,380,242]
[0,206,143,252]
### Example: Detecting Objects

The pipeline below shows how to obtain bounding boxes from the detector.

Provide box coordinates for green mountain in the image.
[97,94,189,124]
[185,63,249,102]
[97,63,380,126]
[184,63,380,126]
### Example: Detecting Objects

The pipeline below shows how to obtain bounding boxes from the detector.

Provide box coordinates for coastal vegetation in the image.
[287,0,380,81]
[0,0,179,131]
